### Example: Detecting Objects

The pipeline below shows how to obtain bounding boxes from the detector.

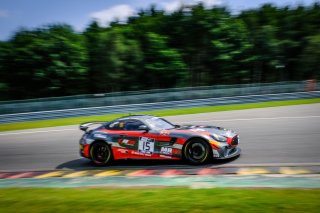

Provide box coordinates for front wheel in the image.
[90,141,113,166]
[183,139,211,165]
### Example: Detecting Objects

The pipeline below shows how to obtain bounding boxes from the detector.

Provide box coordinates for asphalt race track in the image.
[0,104,319,172]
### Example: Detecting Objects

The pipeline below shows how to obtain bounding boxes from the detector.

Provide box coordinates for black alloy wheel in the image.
[183,139,211,164]
[90,141,112,166]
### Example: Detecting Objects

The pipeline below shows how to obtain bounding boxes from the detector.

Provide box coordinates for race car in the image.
[79,115,240,165]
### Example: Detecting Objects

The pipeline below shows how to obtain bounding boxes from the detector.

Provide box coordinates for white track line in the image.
[1,115,319,136]
[0,128,76,136]
[177,115,320,124]
[211,162,320,167]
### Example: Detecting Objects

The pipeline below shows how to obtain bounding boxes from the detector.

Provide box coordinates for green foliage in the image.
[84,23,143,92]
[144,32,188,88]
[300,34,320,79]
[209,18,253,83]
[0,3,319,100]
[1,24,87,99]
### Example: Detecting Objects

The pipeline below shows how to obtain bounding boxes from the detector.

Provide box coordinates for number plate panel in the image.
[138,137,155,154]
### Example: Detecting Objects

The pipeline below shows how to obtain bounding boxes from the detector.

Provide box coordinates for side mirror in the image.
[137,125,149,132]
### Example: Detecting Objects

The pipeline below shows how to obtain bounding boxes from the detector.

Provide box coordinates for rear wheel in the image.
[90,141,113,166]
[183,138,211,164]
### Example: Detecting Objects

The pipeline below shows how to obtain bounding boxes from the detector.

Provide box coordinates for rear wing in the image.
[79,122,106,132]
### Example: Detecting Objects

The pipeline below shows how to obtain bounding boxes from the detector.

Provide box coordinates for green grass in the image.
[1,98,320,132]
[0,188,319,213]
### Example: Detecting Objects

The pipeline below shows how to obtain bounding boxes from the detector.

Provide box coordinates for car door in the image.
[117,119,175,158]
[154,131,177,157]
[117,119,156,157]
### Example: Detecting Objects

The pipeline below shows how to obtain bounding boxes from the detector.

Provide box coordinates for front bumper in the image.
[214,147,241,159]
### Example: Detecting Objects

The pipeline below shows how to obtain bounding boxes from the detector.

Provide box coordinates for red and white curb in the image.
[0,166,319,179]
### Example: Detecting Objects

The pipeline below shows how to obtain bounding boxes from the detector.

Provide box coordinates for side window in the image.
[108,121,125,130]
[123,119,145,131]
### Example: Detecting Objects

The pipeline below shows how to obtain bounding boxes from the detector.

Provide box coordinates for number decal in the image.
[138,137,155,154]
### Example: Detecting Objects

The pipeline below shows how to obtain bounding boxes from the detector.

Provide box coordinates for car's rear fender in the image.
[88,140,112,158]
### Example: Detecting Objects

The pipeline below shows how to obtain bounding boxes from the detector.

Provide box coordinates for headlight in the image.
[80,133,89,145]
[211,133,227,142]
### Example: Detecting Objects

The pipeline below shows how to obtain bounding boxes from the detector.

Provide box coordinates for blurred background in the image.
[0,0,319,102]
[0,3,319,209]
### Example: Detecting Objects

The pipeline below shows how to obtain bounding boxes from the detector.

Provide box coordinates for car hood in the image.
[174,125,237,138]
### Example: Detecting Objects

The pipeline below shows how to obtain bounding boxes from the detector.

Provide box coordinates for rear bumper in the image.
[79,144,90,158]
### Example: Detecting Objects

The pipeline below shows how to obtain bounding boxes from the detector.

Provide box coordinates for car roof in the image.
[117,114,156,121]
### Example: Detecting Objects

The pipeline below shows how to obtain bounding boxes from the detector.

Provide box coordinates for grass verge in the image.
[1,98,320,132]
[0,187,319,213]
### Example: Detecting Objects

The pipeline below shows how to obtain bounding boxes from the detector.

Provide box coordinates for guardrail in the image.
[0,81,317,114]
[0,91,319,124]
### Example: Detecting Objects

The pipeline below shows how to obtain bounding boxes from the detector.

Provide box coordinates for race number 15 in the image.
[138,137,155,154]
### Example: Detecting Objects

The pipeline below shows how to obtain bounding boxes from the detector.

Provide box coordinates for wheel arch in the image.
[89,139,110,150]
[182,136,211,159]
[89,140,113,162]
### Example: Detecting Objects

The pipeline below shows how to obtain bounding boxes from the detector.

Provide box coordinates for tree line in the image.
[0,3,319,100]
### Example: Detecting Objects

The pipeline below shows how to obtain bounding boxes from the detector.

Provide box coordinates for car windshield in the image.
[145,117,175,130]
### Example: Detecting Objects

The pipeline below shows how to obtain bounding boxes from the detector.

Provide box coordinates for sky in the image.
[0,0,318,40]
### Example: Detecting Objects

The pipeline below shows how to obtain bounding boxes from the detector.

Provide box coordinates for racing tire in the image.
[183,138,211,165]
[90,141,113,166]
